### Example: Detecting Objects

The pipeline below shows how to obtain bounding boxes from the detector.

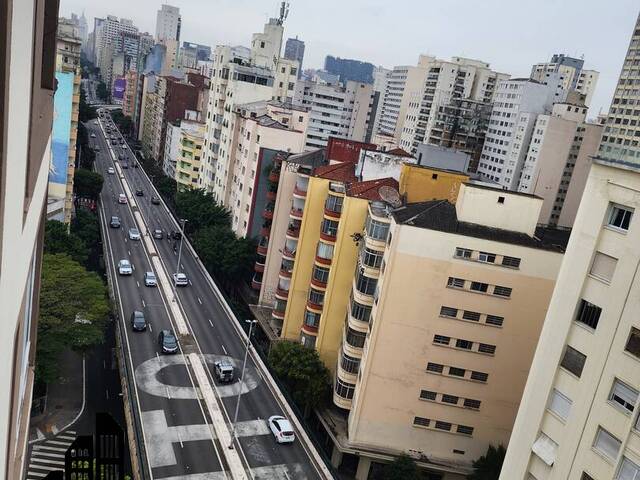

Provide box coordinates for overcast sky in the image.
[60,0,639,117]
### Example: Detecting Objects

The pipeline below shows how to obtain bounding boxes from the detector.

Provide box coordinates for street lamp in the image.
[229,319,257,449]
[175,218,187,279]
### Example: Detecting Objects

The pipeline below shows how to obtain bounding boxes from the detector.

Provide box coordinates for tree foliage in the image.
[468,445,506,480]
[380,456,422,480]
[74,168,104,199]
[37,254,109,382]
[96,81,109,101]
[268,341,331,414]
[79,86,97,122]
[111,110,133,136]
[175,188,230,234]
[44,220,88,265]
[72,209,102,271]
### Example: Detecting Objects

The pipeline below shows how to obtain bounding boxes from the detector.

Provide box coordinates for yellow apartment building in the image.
[175,120,205,189]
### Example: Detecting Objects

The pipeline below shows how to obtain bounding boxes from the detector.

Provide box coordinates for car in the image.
[172,231,182,240]
[173,272,188,286]
[111,139,116,145]
[144,271,157,287]
[109,216,121,228]
[128,228,141,241]
[122,144,128,149]
[93,121,98,125]
[130,311,146,331]
[267,416,295,444]
[121,161,129,169]
[90,133,96,138]
[118,194,127,204]
[151,196,161,205]
[120,140,125,145]
[158,330,178,354]
[118,259,132,275]
[107,167,115,175]
[214,360,234,383]
[135,189,144,196]
[118,154,124,160]
[94,146,101,152]
[152,229,163,239]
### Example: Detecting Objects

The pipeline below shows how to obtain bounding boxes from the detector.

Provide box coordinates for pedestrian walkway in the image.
[26,430,76,479]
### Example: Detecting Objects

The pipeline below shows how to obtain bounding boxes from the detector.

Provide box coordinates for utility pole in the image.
[229,319,257,449]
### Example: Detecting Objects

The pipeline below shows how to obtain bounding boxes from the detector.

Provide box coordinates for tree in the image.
[44,220,88,265]
[74,168,104,199]
[96,81,109,101]
[72,209,102,271]
[156,175,177,205]
[111,110,133,136]
[267,341,331,415]
[175,189,231,233]
[468,445,506,480]
[37,254,109,383]
[380,456,422,480]
[79,85,97,122]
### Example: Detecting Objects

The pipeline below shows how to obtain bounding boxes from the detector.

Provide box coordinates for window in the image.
[590,252,617,283]
[448,277,465,288]
[455,339,473,350]
[478,252,496,263]
[321,218,339,237]
[413,417,430,427]
[361,247,383,268]
[471,371,488,382]
[502,256,521,268]
[625,328,640,358]
[498,196,505,204]
[548,389,572,421]
[365,216,390,240]
[457,425,474,436]
[609,379,638,413]
[441,394,459,405]
[308,288,325,306]
[346,327,366,348]
[435,421,452,431]
[350,298,372,323]
[335,378,355,399]
[340,352,360,374]
[593,427,621,460]
[561,346,587,377]
[420,390,437,401]
[325,194,344,214]
[532,433,558,466]
[486,315,504,327]
[312,265,330,284]
[618,457,640,480]
[608,204,633,231]
[479,343,496,355]
[434,335,451,345]
[449,367,466,377]
[304,310,321,328]
[356,272,377,296]
[462,311,481,322]
[471,282,488,292]
[316,242,334,260]
[455,248,472,259]
[493,285,512,297]
[426,362,444,373]
[463,399,481,410]
[440,306,458,318]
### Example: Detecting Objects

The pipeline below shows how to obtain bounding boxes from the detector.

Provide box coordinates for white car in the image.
[118,194,127,204]
[90,133,96,138]
[173,273,188,286]
[128,228,141,241]
[267,415,295,444]
[144,271,157,287]
[93,121,98,125]
[122,144,128,149]
[118,259,132,275]
[107,167,115,175]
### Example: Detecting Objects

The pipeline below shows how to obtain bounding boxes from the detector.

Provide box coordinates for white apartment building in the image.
[476,75,567,190]
[155,4,181,43]
[399,56,509,155]
[95,16,138,88]
[293,79,375,149]
[531,54,600,107]
[163,122,181,178]
[371,66,391,137]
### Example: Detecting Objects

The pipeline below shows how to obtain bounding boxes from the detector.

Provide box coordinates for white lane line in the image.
[221,344,227,355]
[142,298,146,308]
[188,279,193,286]
[208,319,214,327]
[128,250,131,256]
[165,386,172,400]
[136,280,140,288]
[181,264,184,269]
[197,297,202,305]
[148,323,153,333]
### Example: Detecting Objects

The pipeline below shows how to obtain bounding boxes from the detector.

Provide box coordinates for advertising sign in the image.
[49,71,74,190]
[113,77,126,100]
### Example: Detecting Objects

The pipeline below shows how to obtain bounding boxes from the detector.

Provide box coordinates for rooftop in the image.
[392,200,570,252]
[593,156,640,174]
[347,178,399,200]
[313,162,357,182]
[383,147,414,158]
[463,181,543,200]
[285,148,327,168]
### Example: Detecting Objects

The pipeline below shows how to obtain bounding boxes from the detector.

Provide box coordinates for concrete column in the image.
[355,456,372,480]
[330,445,343,469]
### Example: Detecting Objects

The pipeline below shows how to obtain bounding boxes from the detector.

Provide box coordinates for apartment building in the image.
[175,120,206,189]
[370,66,391,135]
[284,36,305,75]
[180,42,211,69]
[531,54,600,107]
[476,75,567,189]
[399,56,509,155]
[163,121,181,178]
[94,16,138,89]
[293,78,375,149]
[155,4,181,43]
[499,12,640,480]
[1,1,59,478]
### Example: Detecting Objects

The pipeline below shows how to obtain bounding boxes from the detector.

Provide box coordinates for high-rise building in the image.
[155,4,181,43]
[531,54,600,107]
[284,36,305,76]
[1,1,59,478]
[499,12,640,480]
[180,42,211,69]
[370,66,391,137]
[70,12,88,47]
[324,55,375,84]
[94,16,138,89]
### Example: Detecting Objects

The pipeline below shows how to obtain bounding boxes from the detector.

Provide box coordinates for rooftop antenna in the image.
[277,1,290,25]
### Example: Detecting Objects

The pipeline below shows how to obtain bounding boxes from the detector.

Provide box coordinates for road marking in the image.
[189,279,193,286]
[149,323,153,333]
[208,319,214,327]
[165,386,172,400]
[136,280,140,288]
[181,264,185,270]
[132,264,136,271]
[156,352,160,360]
[221,344,228,355]
[197,297,202,305]
[128,250,131,256]
[142,298,146,308]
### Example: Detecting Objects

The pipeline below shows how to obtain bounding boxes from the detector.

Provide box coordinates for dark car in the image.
[158,330,178,354]
[121,161,129,169]
[151,196,161,205]
[152,229,163,239]
[110,216,121,228]
[135,189,144,196]
[131,311,146,331]
[133,162,139,168]
[172,231,182,240]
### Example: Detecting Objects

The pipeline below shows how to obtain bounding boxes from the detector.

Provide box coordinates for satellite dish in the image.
[378,186,401,208]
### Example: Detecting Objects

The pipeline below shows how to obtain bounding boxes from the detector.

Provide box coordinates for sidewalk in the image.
[28,350,85,442]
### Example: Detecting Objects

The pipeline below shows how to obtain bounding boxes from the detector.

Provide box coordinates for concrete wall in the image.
[399,164,468,204]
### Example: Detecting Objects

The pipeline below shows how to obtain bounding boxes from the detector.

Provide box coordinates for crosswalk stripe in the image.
[45,440,73,446]
[31,457,65,466]
[31,451,64,459]
[28,463,59,471]
[56,434,76,441]
[32,445,67,452]
[26,472,49,478]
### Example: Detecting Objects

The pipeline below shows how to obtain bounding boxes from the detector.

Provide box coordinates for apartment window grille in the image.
[448,277,465,288]
[478,343,497,355]
[486,315,504,326]
[435,421,452,431]
[457,425,474,436]
[471,371,488,382]
[426,363,444,373]
[455,339,473,350]
[470,282,488,292]
[625,327,640,358]
[608,204,633,231]
[346,327,366,348]
[576,299,602,330]
[462,311,481,322]
[356,272,377,296]
[548,389,572,421]
[304,310,321,328]
[449,367,466,377]
[593,427,621,460]
[561,346,587,377]
[350,298,372,323]
[413,417,430,427]
[434,335,451,345]
[441,394,459,405]
[316,242,334,260]
[419,390,437,401]
[361,247,383,268]
[493,285,512,297]
[335,378,355,400]
[340,352,360,374]
[502,256,521,268]
[440,306,458,318]
[463,399,481,410]
[312,265,330,284]
[321,218,339,237]
[365,216,389,241]
[455,248,472,259]
[609,379,639,413]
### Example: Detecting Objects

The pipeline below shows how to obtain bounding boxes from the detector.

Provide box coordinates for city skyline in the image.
[61,0,638,117]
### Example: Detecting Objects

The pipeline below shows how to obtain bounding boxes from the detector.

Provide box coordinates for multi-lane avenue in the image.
[87,110,331,480]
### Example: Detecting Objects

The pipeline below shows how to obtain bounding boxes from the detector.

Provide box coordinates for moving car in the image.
[118,194,127,204]
[152,229,163,239]
[122,144,128,149]
[135,188,144,196]
[128,228,141,241]
[90,133,96,138]
[158,330,178,354]
[214,360,234,383]
[144,271,157,287]
[151,196,161,205]
[109,216,121,228]
[121,161,129,169]
[173,272,188,286]
[267,416,295,444]
[118,259,132,275]
[172,231,182,240]
[93,121,98,125]
[130,311,146,331]
[107,167,115,175]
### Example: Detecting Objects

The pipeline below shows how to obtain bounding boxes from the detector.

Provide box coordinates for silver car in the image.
[128,228,141,241]
[144,271,157,287]
[118,259,132,275]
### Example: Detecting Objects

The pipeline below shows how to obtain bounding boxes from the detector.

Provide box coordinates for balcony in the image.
[257,237,269,255]
[324,194,343,219]
[262,202,275,220]
[268,169,280,183]
[286,221,301,239]
[337,349,360,385]
[320,218,338,242]
[279,258,294,278]
[343,323,366,358]
[251,273,263,291]
[266,188,277,201]
[290,207,304,220]
[333,377,355,410]
[293,185,307,198]
[254,254,266,273]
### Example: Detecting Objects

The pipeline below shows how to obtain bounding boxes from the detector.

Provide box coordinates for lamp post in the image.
[229,319,257,449]
[175,218,187,279]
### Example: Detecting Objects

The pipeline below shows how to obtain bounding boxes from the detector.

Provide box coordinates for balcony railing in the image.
[290,207,304,219]
[251,273,263,290]
[257,237,269,255]
[268,169,280,182]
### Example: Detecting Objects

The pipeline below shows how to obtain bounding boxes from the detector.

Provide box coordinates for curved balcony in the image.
[260,225,270,237]
[347,309,370,332]
[324,207,341,220]
[268,169,280,183]
[286,224,301,239]
[266,189,277,201]
[272,308,286,321]
[251,273,263,291]
[333,377,355,410]
[275,287,289,300]
[306,300,323,313]
[290,207,304,220]
[315,254,332,266]
[301,323,319,336]
[282,248,296,261]
[343,324,366,359]
[272,299,287,320]
[257,237,269,255]
[254,258,265,273]
[293,185,307,199]
[337,351,359,385]
[310,277,327,289]
[262,209,274,220]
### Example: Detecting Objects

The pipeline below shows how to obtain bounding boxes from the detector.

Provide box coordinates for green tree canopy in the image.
[44,220,88,265]
[193,225,256,284]
[37,254,109,382]
[78,86,96,122]
[96,81,109,101]
[72,209,100,248]
[468,445,506,480]
[380,456,422,480]
[74,168,104,199]
[175,188,231,233]
[268,341,331,415]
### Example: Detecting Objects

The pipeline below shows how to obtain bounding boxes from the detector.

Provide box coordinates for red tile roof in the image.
[347,177,399,200]
[385,147,414,158]
[313,162,357,182]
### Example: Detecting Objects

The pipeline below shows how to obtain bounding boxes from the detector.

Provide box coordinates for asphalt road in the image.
[87,111,328,480]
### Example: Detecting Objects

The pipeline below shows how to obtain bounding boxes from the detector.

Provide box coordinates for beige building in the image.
[530,54,600,107]
[175,120,205,189]
[499,12,640,480]
[327,183,568,479]
[1,0,58,478]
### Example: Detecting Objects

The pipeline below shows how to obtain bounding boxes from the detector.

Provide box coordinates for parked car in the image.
[135,189,144,196]
[144,271,157,287]
[267,416,295,444]
[109,216,121,228]
[158,330,178,354]
[118,259,132,275]
[214,360,234,383]
[173,272,188,286]
[118,194,127,204]
[130,311,146,331]
[107,167,115,175]
[151,196,161,205]
[152,229,163,239]
[128,228,141,241]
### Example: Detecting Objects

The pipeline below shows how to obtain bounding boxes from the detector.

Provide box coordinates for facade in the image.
[499,13,640,480]
[175,120,206,189]
[1,1,59,478]
[530,54,600,107]
[94,16,138,89]
[180,41,211,69]
[122,70,139,118]
[371,66,391,136]
[324,55,375,84]
[155,4,181,43]
[162,122,181,178]
[284,36,305,76]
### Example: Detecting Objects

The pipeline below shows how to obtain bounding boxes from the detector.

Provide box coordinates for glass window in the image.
[471,282,488,292]
[308,288,325,306]
[340,352,360,374]
[463,399,481,410]
[548,388,572,421]
[618,457,640,480]
[462,311,481,322]
[346,327,366,348]
[321,218,339,237]
[455,339,473,350]
[312,265,330,284]
[561,346,587,377]
[362,247,383,268]
[486,315,504,326]
[413,416,430,427]
[471,371,488,382]
[479,343,496,355]
[502,256,521,268]
[455,247,472,258]
[434,335,451,345]
[419,390,436,401]
[625,327,640,358]
[350,297,372,322]
[448,277,465,288]
[365,216,390,241]
[304,310,321,328]
[457,425,474,436]
[608,204,634,231]
[316,241,334,260]
[356,272,377,296]
[478,251,496,263]
[426,362,443,373]
[593,427,621,460]
[610,379,639,413]
[435,421,452,431]
[335,378,355,399]
[449,367,466,377]
[576,299,602,330]
[532,433,558,466]
[325,194,344,213]
[590,252,617,283]
[493,285,512,297]
[440,306,458,317]
[441,394,459,404]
